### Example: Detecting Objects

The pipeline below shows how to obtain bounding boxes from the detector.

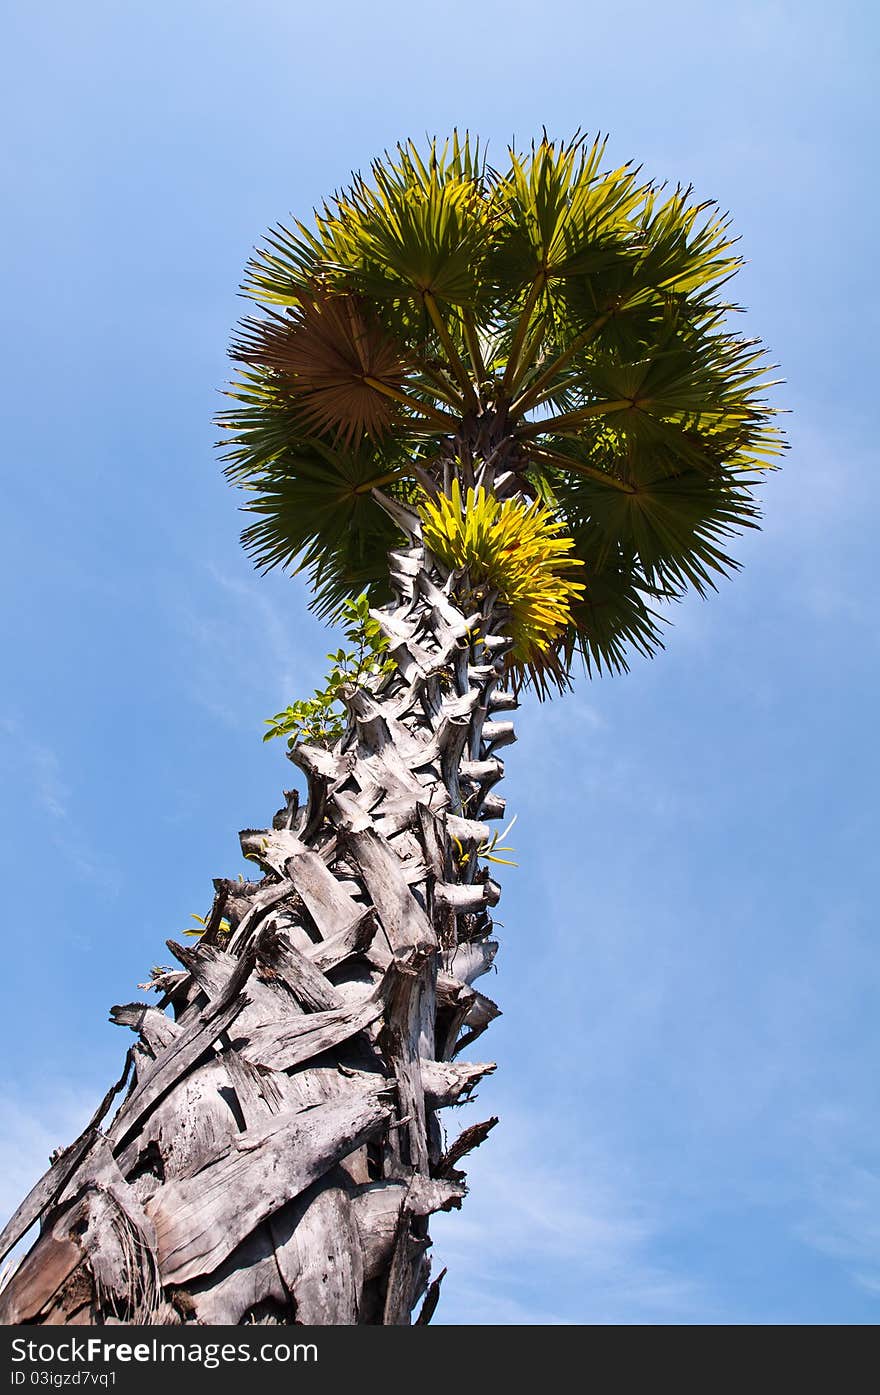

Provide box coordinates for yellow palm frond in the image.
[419,481,585,669]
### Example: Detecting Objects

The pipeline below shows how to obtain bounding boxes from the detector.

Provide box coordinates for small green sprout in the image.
[263,594,396,750]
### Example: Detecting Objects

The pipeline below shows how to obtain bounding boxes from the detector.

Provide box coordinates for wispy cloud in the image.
[0,717,70,820]
[0,1086,98,1287]
[0,719,120,896]
[431,1103,708,1325]
[793,1097,880,1300]
[171,563,328,732]
[0,1089,96,1226]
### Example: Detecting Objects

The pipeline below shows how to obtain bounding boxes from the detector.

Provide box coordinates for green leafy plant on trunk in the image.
[263,592,397,749]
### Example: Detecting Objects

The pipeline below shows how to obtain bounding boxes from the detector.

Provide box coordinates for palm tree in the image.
[0,133,782,1325]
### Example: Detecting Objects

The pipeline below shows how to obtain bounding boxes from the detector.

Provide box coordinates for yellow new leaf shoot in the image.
[419,481,585,667]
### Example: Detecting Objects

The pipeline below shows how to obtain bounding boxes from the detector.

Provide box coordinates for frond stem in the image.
[508,312,549,397]
[501,275,544,392]
[528,444,636,494]
[462,310,487,387]
[353,468,405,494]
[512,311,613,417]
[409,360,468,412]
[422,292,479,412]
[363,376,458,429]
[517,398,633,436]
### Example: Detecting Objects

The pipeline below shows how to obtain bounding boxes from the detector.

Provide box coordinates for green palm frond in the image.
[225,419,411,615]
[566,547,669,677]
[221,130,785,683]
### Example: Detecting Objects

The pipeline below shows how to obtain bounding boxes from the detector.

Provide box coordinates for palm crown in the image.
[220,132,783,686]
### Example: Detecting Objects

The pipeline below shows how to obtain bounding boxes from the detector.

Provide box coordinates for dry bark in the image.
[0,505,514,1326]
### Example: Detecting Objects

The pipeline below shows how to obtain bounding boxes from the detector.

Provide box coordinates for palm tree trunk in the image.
[0,505,514,1326]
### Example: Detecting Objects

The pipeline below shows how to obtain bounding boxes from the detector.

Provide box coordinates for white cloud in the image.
[431,1103,707,1325]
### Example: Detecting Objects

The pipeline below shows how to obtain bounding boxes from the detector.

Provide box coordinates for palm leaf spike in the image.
[419,479,586,677]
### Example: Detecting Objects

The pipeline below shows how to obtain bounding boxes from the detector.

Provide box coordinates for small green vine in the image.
[263,594,396,751]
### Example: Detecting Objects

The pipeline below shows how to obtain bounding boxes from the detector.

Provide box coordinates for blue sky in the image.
[2,0,878,1324]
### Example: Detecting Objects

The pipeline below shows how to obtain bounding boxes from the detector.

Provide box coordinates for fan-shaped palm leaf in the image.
[220,130,785,682]
[232,293,409,448]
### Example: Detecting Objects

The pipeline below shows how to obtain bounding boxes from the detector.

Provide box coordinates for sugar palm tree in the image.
[0,133,782,1325]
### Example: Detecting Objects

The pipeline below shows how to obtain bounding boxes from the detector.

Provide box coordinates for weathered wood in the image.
[115,1056,242,1183]
[305,907,378,971]
[382,1216,428,1325]
[481,719,516,749]
[421,1059,496,1107]
[416,803,449,879]
[258,930,343,1011]
[434,880,492,913]
[266,835,366,943]
[109,984,251,1148]
[445,813,491,848]
[443,937,498,985]
[195,881,231,949]
[329,787,374,834]
[460,756,504,787]
[481,633,514,656]
[437,712,470,814]
[237,980,386,1072]
[186,1224,288,1325]
[286,742,346,782]
[416,571,476,640]
[2,1147,161,1326]
[480,791,507,819]
[109,1003,180,1055]
[207,876,298,953]
[146,1086,392,1284]
[355,743,428,806]
[221,1049,282,1131]
[168,939,294,1026]
[415,1265,446,1325]
[436,1117,499,1177]
[487,689,517,711]
[284,743,347,845]
[0,1218,86,1325]
[434,976,477,1062]
[139,967,188,998]
[349,827,436,954]
[351,1177,465,1282]
[270,1172,363,1324]
[62,1149,160,1322]
[368,605,417,646]
[374,495,425,549]
[372,787,449,839]
[380,952,431,1173]
[463,988,501,1030]
[346,687,434,768]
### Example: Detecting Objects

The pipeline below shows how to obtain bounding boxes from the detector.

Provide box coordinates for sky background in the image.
[2,0,878,1325]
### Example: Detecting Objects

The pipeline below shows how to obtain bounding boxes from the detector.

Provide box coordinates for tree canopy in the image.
[220,132,784,686]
